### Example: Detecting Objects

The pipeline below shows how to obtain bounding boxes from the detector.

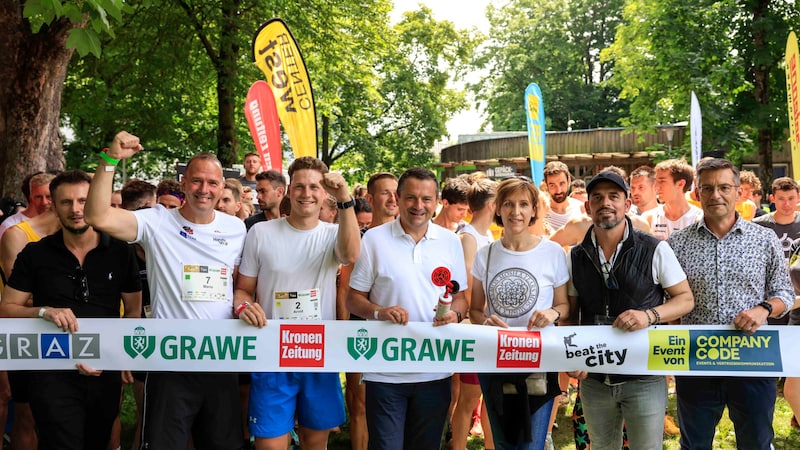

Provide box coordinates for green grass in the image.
[466,379,800,450]
[8,378,799,450]
[329,377,800,450]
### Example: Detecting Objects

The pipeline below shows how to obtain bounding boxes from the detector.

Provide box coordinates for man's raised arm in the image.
[85,131,143,242]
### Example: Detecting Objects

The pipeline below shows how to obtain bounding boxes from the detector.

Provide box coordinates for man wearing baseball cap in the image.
[565,170,693,450]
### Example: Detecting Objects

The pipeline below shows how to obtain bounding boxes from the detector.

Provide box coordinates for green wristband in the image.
[99,149,119,166]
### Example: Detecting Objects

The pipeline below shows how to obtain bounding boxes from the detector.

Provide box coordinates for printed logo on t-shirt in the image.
[179,230,196,241]
[488,268,539,318]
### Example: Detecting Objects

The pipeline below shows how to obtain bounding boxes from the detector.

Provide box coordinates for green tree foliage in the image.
[60,1,476,183]
[323,7,479,181]
[0,0,126,196]
[605,0,799,185]
[62,0,263,175]
[474,0,627,132]
[61,2,222,178]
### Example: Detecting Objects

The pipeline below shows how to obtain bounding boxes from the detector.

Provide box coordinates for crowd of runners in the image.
[0,131,797,450]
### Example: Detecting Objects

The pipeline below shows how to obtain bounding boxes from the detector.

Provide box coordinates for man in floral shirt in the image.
[669,157,794,450]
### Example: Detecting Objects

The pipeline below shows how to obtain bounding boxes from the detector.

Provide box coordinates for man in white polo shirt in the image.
[347,167,468,450]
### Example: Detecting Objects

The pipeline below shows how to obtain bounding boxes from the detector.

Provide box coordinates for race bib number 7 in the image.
[182,264,230,302]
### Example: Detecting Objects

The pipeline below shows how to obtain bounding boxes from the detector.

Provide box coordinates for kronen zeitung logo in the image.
[124,326,256,360]
[280,324,324,367]
[563,332,627,367]
[347,328,476,362]
[496,329,542,368]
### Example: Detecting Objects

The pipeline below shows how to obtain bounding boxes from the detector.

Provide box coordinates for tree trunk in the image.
[215,0,241,168]
[0,1,71,198]
[752,0,772,192]
[320,114,331,167]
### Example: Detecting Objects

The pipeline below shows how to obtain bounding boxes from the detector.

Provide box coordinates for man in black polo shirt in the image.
[0,170,141,450]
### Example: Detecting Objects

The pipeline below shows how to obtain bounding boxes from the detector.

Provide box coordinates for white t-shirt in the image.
[643,204,703,240]
[350,220,468,384]
[239,218,340,320]
[133,205,246,319]
[458,222,494,249]
[546,197,585,230]
[0,211,28,241]
[472,239,569,327]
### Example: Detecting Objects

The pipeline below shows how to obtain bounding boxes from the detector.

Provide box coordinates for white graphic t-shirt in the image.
[472,239,569,327]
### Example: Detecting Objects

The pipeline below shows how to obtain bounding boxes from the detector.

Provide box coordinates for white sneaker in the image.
[545,432,555,450]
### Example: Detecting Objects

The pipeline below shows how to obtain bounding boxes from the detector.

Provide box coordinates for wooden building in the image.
[436,126,690,181]
[436,125,794,188]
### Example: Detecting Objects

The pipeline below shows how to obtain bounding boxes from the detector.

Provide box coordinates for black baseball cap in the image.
[586,172,629,195]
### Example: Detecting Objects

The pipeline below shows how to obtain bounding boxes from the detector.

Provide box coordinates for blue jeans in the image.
[483,394,554,450]
[579,376,666,450]
[676,376,776,450]
[365,378,451,450]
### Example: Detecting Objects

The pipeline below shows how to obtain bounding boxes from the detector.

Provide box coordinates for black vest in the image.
[570,217,664,325]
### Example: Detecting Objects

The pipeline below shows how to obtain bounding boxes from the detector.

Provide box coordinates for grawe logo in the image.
[496,329,542,369]
[347,328,378,360]
[124,326,156,359]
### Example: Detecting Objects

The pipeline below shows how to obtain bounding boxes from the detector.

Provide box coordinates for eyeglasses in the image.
[71,266,90,302]
[601,261,618,290]
[698,184,738,196]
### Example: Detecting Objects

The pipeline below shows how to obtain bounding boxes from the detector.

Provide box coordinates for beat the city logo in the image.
[563,332,628,368]
[124,326,156,359]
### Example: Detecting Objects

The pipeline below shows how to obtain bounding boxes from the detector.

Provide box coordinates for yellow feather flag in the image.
[786,31,800,179]
[253,19,317,159]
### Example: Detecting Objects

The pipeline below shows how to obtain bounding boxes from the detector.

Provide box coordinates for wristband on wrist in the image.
[234,302,250,318]
[373,309,380,320]
[645,309,653,327]
[649,307,661,324]
[99,149,120,166]
[550,307,561,323]
[38,307,48,319]
[337,197,355,210]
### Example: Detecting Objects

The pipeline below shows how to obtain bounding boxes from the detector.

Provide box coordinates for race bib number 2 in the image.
[274,288,321,320]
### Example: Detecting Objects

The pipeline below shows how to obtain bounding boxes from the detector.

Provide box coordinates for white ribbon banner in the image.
[0,319,795,376]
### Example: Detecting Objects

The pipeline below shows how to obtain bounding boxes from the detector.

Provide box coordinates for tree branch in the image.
[176,0,219,69]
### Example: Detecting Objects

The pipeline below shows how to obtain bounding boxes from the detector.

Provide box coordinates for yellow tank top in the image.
[0,221,41,292]
[15,221,42,243]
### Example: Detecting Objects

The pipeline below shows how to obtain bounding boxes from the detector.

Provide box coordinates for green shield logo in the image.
[124,326,156,359]
[347,328,378,360]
